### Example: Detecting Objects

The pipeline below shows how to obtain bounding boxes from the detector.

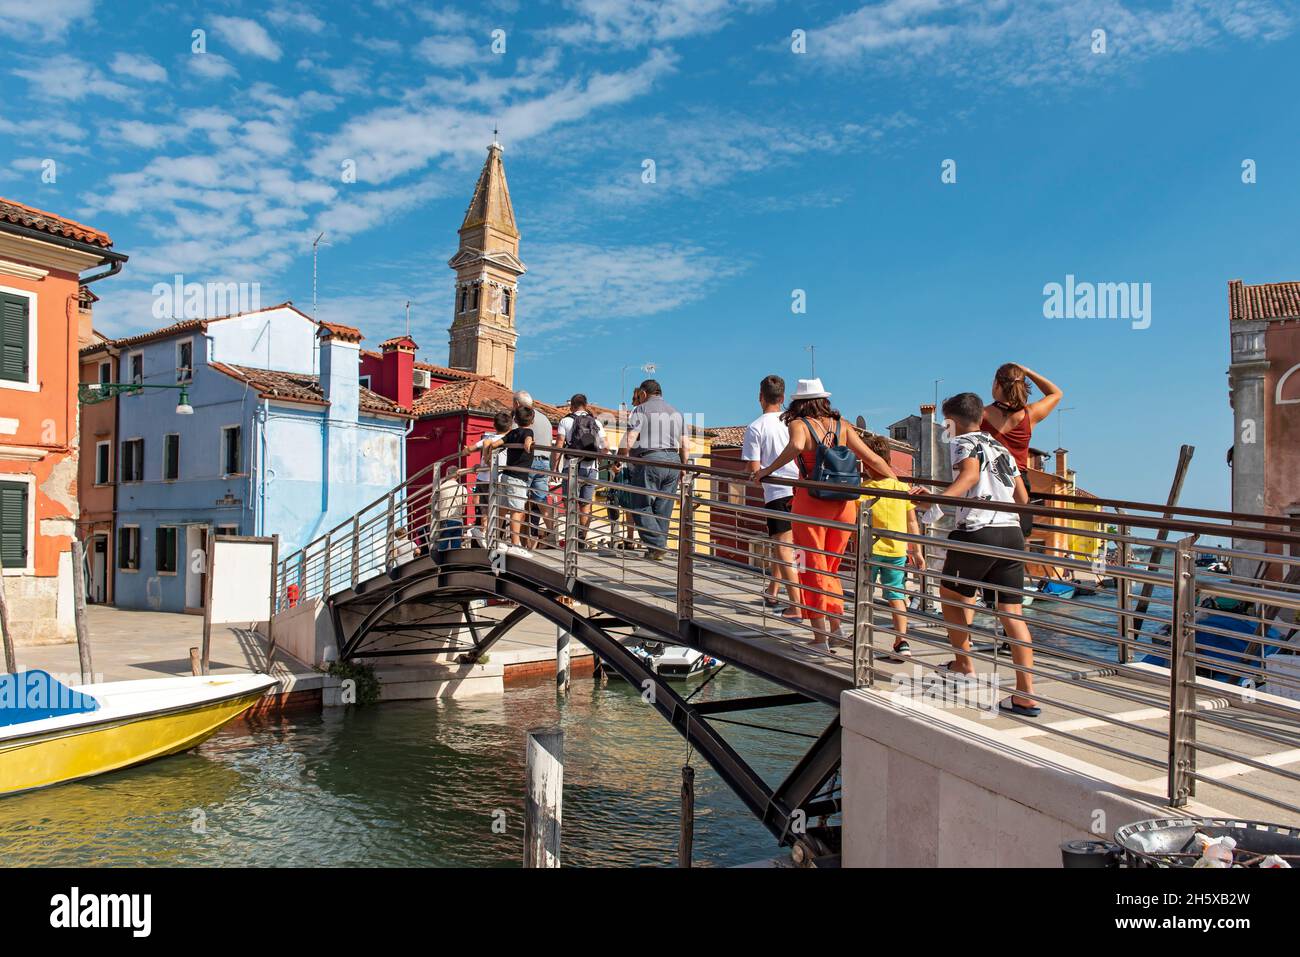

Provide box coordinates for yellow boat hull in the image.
[0,686,268,796]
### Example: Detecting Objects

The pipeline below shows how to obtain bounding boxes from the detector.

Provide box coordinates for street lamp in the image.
[80,382,195,416]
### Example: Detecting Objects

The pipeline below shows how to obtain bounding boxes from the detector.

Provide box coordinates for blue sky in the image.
[2,0,1298,509]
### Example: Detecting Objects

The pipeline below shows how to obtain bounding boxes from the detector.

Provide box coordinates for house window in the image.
[458,286,467,313]
[117,526,140,571]
[95,441,111,486]
[128,352,143,390]
[0,288,34,388]
[358,374,372,389]
[176,340,193,383]
[120,438,144,483]
[222,426,242,475]
[502,287,512,317]
[216,524,239,537]
[163,433,180,481]
[155,526,178,574]
[98,360,112,385]
[0,480,29,569]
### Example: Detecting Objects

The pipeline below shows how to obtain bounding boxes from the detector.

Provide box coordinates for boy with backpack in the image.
[554,393,607,545]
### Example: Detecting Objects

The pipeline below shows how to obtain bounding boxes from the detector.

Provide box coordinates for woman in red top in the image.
[981,364,1064,536]
[755,379,896,652]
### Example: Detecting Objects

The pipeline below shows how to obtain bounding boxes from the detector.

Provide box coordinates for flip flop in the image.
[998,698,1042,718]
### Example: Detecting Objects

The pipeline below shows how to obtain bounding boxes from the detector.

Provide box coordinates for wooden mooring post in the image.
[1131,445,1194,635]
[0,553,14,673]
[556,624,571,696]
[524,726,564,868]
[679,764,695,868]
[200,539,216,676]
[70,538,94,684]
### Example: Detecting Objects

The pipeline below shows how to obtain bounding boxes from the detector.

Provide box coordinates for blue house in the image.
[107,303,411,613]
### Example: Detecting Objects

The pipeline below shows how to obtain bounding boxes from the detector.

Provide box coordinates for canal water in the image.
[0,668,834,868]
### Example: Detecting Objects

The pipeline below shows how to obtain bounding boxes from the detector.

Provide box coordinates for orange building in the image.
[0,198,125,642]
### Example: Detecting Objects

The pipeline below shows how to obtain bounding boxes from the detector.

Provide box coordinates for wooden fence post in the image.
[70,538,94,684]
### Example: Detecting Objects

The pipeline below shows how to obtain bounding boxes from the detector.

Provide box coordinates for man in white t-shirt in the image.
[936,391,1039,718]
[741,375,802,619]
[553,393,607,545]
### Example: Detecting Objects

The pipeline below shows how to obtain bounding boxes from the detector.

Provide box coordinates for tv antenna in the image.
[312,232,330,320]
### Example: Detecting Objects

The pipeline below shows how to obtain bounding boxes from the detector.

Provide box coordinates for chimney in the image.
[1054,447,1069,478]
[380,336,417,409]
[318,322,363,422]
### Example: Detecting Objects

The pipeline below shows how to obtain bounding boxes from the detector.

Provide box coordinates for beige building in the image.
[447,140,524,389]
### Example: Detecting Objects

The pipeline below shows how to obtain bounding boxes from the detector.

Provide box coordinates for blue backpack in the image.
[798,417,861,500]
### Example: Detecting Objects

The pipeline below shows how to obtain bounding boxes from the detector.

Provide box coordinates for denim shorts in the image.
[499,475,527,512]
[528,457,550,503]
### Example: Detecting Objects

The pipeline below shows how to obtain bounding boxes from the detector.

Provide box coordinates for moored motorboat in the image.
[621,637,723,680]
[1,670,278,796]
[1037,578,1077,601]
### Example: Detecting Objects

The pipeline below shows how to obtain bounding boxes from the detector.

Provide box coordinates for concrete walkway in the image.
[14,605,315,686]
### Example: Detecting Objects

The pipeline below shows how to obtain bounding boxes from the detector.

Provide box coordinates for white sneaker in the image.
[508,545,532,558]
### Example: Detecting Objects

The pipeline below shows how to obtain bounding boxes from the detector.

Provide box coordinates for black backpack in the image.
[567,413,602,453]
[797,417,861,500]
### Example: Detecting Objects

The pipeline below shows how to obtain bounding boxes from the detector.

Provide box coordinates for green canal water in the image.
[0,669,834,868]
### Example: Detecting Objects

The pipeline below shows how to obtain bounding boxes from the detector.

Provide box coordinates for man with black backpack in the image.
[554,393,607,546]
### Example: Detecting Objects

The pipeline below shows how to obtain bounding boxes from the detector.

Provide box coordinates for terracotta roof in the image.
[318,321,364,343]
[411,377,564,424]
[88,301,309,352]
[0,196,114,248]
[1229,279,1300,322]
[211,363,410,418]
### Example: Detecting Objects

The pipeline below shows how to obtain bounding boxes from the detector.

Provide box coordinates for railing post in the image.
[852,503,876,688]
[350,515,361,587]
[297,550,305,601]
[486,451,501,553]
[563,458,579,587]
[1167,536,1198,807]
[676,472,695,622]
[1117,528,1132,663]
[322,531,332,598]
[385,492,396,570]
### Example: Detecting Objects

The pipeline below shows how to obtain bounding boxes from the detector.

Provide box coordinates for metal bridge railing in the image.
[275,443,1300,819]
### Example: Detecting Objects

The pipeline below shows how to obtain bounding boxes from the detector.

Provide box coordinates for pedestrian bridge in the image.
[274,446,1300,866]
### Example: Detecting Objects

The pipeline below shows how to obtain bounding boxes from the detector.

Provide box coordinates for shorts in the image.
[870,553,908,602]
[577,464,598,504]
[499,474,527,512]
[941,525,1026,605]
[764,495,794,536]
[528,457,550,504]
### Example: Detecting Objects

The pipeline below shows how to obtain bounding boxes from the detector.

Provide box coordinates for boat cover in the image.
[0,670,100,728]
[1141,614,1283,686]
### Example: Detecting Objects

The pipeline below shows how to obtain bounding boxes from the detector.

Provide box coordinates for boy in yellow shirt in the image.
[863,436,925,658]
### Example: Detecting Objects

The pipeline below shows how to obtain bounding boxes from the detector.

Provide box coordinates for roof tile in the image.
[0,195,113,248]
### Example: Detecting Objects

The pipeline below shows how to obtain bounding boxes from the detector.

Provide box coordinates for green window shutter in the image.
[0,293,30,384]
[0,481,28,569]
[165,435,179,480]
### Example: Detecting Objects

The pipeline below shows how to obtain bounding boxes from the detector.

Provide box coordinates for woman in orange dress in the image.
[754,379,897,650]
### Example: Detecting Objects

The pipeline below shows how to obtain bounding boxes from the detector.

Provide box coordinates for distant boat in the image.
[1,671,277,797]
[1037,578,1077,601]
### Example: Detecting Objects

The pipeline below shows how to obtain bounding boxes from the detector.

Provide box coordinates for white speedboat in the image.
[619,635,723,680]
[1,670,278,796]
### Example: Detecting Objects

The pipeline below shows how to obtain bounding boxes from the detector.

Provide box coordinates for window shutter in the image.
[0,293,29,383]
[0,482,28,569]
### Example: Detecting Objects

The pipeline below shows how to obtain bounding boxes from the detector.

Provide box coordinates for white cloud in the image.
[211,15,284,61]
[415,34,490,69]
[11,55,134,101]
[188,52,238,80]
[0,0,94,40]
[548,0,771,47]
[110,52,167,83]
[267,2,327,34]
[524,241,748,335]
[808,0,1295,87]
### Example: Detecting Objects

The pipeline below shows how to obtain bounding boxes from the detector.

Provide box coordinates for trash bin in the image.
[1114,817,1300,868]
[1060,839,1122,868]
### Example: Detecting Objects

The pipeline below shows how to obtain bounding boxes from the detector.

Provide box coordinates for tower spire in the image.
[447,142,525,388]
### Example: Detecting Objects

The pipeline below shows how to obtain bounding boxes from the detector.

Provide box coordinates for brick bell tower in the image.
[447,137,524,388]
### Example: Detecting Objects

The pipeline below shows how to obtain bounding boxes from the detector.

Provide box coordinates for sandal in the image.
[892,640,912,657]
[998,697,1042,718]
